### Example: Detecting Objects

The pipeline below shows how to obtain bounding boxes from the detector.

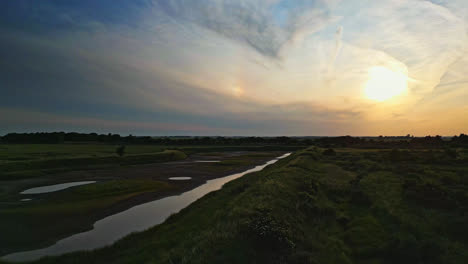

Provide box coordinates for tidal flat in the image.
[0,144,291,256]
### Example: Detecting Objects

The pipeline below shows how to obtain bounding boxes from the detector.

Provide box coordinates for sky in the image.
[1,0,467,136]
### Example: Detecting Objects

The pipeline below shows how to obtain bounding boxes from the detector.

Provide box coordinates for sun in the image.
[364,66,408,101]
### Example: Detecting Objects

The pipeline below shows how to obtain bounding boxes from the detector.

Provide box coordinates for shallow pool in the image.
[20,181,96,195]
[168,177,192,180]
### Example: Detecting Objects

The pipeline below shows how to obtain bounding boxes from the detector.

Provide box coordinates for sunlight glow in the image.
[364,66,408,101]
[232,86,244,97]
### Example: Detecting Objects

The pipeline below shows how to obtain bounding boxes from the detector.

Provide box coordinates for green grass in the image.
[17,147,467,264]
[0,143,303,181]
[0,149,187,180]
[0,144,167,162]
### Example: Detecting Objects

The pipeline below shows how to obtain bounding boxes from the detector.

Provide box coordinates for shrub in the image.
[116,145,126,157]
[445,148,458,159]
[323,148,336,156]
[244,210,295,257]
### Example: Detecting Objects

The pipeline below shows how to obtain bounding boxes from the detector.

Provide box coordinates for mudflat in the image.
[0,150,285,256]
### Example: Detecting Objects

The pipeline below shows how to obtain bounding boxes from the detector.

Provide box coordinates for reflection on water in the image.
[168,177,192,180]
[20,181,96,194]
[3,153,290,262]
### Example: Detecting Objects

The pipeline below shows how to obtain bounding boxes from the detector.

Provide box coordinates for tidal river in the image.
[3,153,291,262]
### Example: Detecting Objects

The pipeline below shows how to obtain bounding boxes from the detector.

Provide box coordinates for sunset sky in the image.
[1,0,467,136]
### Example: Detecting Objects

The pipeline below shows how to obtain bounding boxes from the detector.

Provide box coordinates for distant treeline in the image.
[313,134,468,148]
[0,132,309,145]
[1,132,467,148]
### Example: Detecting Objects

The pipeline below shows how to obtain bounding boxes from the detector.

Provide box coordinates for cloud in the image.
[0,108,219,135]
[341,0,467,84]
[151,0,336,58]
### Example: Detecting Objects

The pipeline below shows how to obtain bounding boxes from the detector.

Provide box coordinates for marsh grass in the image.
[16,147,467,264]
[0,149,187,180]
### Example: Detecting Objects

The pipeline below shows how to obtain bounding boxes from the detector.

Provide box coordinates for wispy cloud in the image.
[151,0,336,59]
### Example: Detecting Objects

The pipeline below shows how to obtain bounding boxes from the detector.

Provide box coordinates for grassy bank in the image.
[0,144,167,162]
[0,144,303,181]
[18,147,468,264]
[0,146,187,180]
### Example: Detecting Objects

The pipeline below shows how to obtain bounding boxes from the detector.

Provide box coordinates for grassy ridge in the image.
[24,147,468,264]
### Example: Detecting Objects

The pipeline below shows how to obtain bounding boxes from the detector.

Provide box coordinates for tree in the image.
[116,145,126,157]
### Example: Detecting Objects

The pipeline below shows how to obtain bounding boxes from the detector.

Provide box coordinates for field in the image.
[0,144,300,181]
[0,144,180,181]
[8,146,466,264]
[0,143,298,256]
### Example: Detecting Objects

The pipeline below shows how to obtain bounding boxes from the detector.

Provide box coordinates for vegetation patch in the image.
[20,147,467,264]
[0,149,187,180]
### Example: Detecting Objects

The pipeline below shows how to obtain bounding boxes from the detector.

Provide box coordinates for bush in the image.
[245,210,295,256]
[445,148,458,159]
[323,148,336,156]
[116,145,126,157]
